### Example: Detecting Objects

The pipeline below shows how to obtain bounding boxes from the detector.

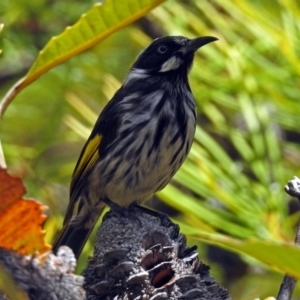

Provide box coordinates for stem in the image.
[0,77,25,120]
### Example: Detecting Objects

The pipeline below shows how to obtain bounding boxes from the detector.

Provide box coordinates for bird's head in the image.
[132,35,218,75]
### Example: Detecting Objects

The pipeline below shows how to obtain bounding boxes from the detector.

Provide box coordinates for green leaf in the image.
[189,229,300,278]
[0,0,165,118]
[26,0,164,80]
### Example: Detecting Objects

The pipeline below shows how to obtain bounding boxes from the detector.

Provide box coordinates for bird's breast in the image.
[90,88,196,206]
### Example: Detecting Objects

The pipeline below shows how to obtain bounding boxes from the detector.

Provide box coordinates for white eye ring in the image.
[157,45,168,54]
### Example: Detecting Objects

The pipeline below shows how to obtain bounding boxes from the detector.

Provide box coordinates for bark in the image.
[0,246,85,300]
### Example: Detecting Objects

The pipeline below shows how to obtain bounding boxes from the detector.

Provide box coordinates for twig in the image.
[277,176,300,300]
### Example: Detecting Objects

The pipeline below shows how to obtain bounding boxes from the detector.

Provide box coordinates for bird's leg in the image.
[102,197,124,213]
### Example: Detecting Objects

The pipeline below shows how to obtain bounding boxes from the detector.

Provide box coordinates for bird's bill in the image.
[183,36,218,54]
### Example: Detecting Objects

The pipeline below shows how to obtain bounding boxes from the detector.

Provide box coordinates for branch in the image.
[277,176,300,300]
[0,246,85,300]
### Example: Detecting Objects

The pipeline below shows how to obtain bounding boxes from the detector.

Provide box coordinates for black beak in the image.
[183,36,218,54]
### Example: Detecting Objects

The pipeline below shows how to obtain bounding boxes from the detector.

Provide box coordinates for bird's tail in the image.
[52,206,106,259]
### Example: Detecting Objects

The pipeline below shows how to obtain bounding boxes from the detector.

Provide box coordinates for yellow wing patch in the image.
[71,134,102,195]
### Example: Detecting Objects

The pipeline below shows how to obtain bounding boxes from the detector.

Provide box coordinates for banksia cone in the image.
[83,209,230,300]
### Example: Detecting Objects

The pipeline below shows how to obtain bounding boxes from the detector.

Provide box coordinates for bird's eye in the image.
[157,45,168,54]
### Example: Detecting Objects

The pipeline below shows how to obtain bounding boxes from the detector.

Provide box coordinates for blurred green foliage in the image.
[1,0,300,299]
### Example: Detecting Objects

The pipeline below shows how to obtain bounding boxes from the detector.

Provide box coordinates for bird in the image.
[52,35,218,258]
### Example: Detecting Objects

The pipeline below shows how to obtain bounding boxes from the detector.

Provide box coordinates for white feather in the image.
[160,56,182,72]
[123,68,149,87]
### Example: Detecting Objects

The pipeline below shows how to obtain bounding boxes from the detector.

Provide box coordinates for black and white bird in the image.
[53,35,218,258]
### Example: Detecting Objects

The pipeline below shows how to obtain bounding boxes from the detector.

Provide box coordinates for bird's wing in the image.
[63,89,124,225]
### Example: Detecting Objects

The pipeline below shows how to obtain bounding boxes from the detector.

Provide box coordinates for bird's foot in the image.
[102,198,141,225]
[133,204,174,227]
[102,199,174,228]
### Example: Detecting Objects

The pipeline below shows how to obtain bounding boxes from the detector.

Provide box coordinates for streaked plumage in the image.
[53,35,217,258]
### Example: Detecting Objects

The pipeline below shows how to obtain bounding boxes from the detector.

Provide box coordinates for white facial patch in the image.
[160,56,182,72]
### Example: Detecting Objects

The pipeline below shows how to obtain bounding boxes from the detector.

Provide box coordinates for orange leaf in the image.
[0,168,50,254]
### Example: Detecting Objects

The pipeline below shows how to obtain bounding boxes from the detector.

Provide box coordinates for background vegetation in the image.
[1,0,300,299]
